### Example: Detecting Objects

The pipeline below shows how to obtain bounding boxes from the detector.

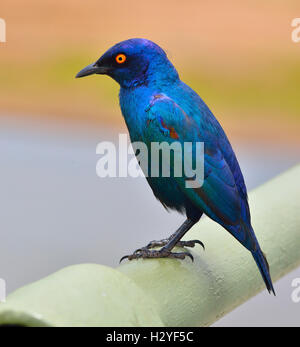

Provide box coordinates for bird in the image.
[76,38,275,295]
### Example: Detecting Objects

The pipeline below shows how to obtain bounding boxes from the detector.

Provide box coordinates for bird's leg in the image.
[120,219,204,262]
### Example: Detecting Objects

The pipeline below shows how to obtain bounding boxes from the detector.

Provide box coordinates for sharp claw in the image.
[119,255,129,263]
[175,239,205,250]
[185,252,194,262]
[193,240,205,250]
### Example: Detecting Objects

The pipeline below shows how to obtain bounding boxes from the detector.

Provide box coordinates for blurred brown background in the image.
[1,0,300,144]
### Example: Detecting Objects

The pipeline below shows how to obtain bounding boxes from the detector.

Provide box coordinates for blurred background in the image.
[0,0,299,326]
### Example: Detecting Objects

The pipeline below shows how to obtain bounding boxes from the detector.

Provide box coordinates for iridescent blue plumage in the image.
[76,38,275,294]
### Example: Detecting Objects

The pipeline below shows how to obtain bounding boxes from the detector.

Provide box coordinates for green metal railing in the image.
[0,165,299,327]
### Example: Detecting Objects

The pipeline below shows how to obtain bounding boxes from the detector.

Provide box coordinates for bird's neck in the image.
[146,59,179,88]
[119,60,180,137]
[120,58,179,90]
[119,85,153,137]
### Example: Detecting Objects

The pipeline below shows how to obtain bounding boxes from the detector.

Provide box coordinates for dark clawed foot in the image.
[177,240,205,250]
[120,247,194,263]
[146,239,205,250]
[145,239,169,248]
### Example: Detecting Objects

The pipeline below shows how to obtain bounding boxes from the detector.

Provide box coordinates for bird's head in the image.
[76,38,178,88]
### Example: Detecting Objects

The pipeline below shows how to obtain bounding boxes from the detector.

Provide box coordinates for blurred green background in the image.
[1,0,300,143]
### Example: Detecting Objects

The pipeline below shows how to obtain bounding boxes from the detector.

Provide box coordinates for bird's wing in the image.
[198,104,249,202]
[144,94,242,227]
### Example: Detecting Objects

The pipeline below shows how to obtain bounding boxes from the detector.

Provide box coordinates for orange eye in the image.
[115,54,127,64]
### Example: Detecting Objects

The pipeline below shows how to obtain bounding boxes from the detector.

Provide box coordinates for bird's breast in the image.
[119,87,156,141]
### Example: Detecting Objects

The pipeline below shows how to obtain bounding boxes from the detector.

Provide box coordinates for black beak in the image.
[75,62,110,78]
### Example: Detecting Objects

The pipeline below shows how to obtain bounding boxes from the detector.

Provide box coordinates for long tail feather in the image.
[252,249,275,295]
